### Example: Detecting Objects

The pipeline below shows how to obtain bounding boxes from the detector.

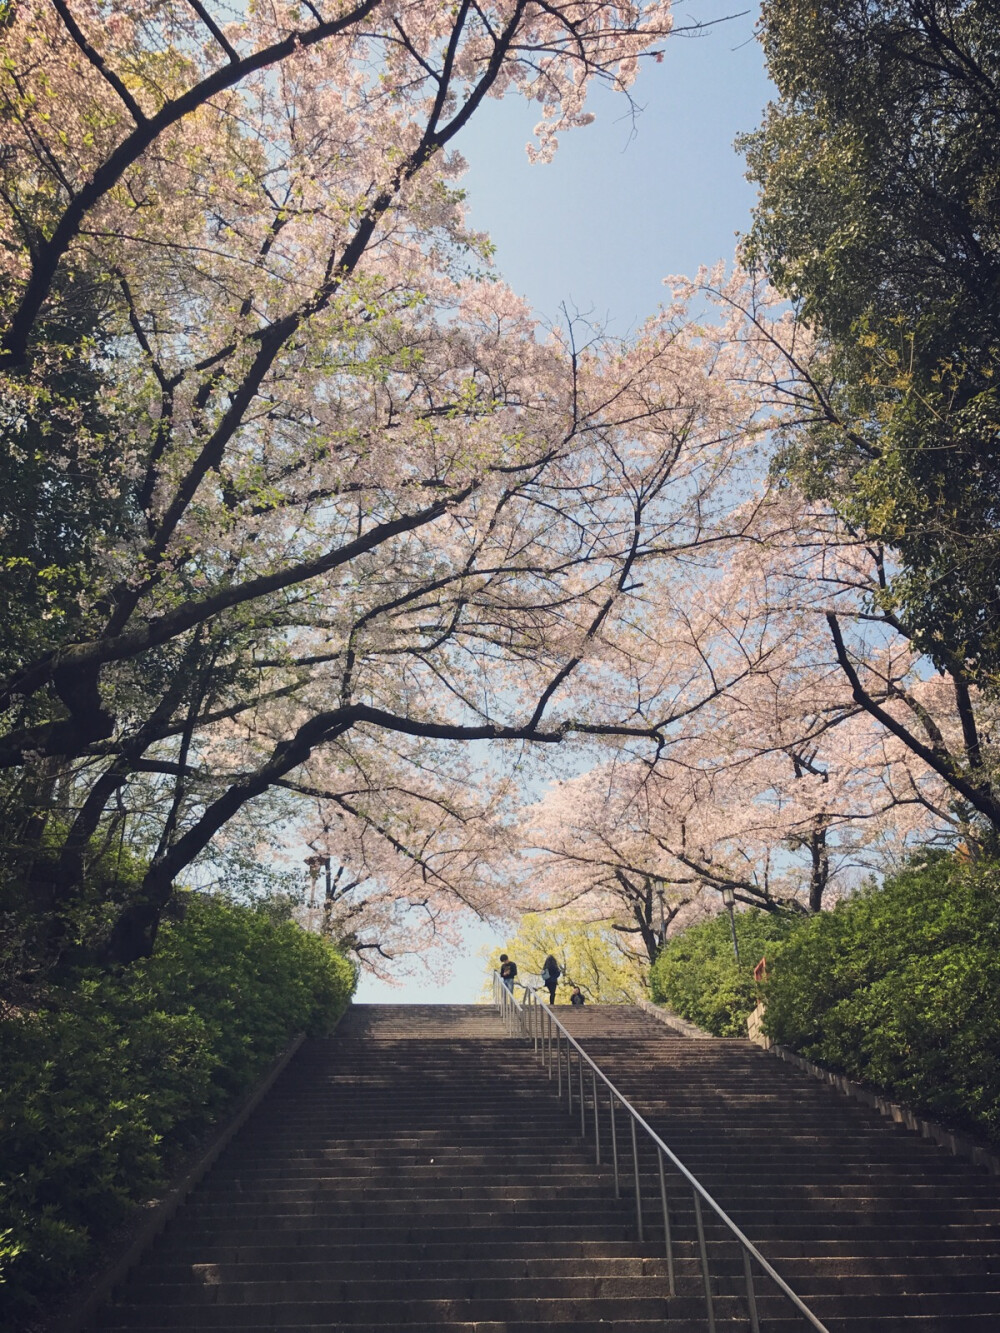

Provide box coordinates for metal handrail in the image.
[493,971,831,1333]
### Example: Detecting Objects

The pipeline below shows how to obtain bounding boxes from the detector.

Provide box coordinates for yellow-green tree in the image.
[484,914,646,1003]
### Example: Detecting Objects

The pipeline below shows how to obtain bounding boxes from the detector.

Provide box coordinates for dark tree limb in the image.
[826,612,1000,830]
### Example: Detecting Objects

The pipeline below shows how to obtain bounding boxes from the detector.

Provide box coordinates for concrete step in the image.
[148,1239,674,1265]
[138,1256,676,1284]
[119,1274,688,1304]
[122,1268,1000,1305]
[98,1288,1000,1325]
[98,1323,741,1333]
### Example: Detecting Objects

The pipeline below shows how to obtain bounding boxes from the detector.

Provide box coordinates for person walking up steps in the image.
[541,954,560,1004]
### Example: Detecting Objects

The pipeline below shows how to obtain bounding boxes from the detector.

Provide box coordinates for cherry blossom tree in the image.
[8,0,813,983]
[282,735,523,976]
[514,475,984,954]
[690,268,1000,847]
[515,765,710,964]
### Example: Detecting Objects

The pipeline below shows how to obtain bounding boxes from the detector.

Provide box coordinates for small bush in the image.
[649,909,800,1036]
[764,854,1000,1146]
[0,895,355,1325]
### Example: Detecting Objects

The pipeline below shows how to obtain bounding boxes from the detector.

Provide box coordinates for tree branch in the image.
[826,612,1000,829]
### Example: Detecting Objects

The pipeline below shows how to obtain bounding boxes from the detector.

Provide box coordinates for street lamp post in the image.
[721,885,740,963]
[304,854,329,934]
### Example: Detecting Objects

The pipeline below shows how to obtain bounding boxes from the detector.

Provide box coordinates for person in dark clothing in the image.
[541,954,560,1004]
[570,987,585,1005]
[499,954,517,992]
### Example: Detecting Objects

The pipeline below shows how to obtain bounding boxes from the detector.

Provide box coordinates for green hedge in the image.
[764,854,1000,1146]
[0,895,355,1324]
[649,909,799,1036]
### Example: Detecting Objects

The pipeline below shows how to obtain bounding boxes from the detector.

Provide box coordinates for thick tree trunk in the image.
[100,862,174,965]
[807,816,830,914]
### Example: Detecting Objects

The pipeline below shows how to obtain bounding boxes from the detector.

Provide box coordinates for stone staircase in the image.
[91,1002,1000,1331]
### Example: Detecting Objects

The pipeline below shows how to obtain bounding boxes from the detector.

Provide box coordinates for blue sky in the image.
[460,0,772,333]
[355,1,774,1005]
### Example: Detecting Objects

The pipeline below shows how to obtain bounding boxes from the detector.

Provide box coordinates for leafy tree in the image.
[741,0,1000,683]
[649,907,800,1036]
[0,271,127,676]
[485,913,646,1003]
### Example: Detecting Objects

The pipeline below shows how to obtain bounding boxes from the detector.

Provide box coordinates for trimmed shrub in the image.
[764,854,1000,1146]
[0,895,355,1324]
[649,909,800,1036]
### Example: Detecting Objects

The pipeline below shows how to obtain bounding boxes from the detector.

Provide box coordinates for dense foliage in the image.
[764,854,1000,1146]
[651,856,1000,1146]
[743,0,1000,684]
[0,273,128,680]
[649,909,799,1037]
[0,894,355,1324]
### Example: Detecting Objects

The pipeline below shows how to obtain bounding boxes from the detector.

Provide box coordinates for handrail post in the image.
[657,1148,675,1295]
[742,1247,761,1333]
[630,1114,644,1241]
[578,1052,585,1137]
[693,1188,716,1333]
[557,1027,562,1097]
[592,1070,600,1164]
[567,1046,574,1113]
[546,1007,553,1078]
[609,1092,620,1199]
